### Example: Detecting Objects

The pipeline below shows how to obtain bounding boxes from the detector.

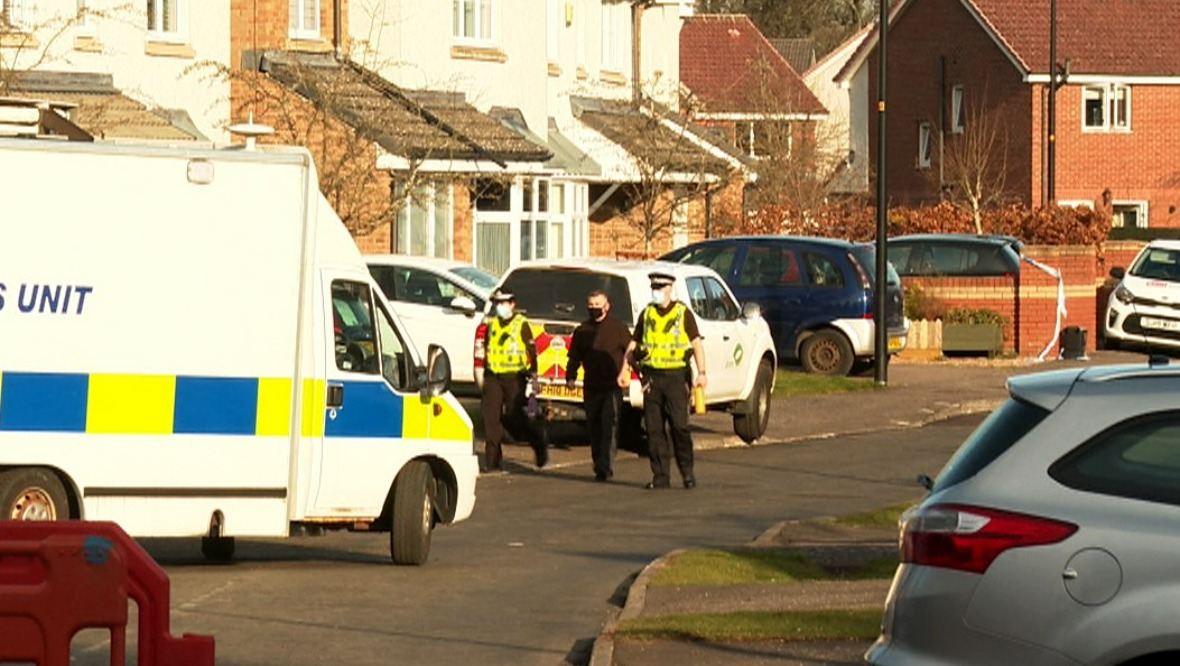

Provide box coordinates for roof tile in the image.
[681,15,826,116]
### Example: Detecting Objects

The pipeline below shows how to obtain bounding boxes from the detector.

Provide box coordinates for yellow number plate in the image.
[539,384,584,401]
[888,336,905,351]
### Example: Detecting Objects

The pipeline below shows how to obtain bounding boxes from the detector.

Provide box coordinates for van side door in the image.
[311,276,420,514]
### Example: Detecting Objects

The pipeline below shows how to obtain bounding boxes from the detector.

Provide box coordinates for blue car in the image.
[661,236,909,375]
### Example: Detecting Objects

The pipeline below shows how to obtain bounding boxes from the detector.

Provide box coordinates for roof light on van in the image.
[187,159,215,185]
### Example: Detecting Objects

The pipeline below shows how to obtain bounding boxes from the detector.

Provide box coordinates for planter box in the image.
[942,323,1003,355]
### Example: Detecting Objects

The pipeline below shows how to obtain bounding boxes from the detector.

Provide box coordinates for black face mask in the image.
[587,307,604,320]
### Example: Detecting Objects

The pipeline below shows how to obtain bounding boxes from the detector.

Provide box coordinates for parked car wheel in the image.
[733,360,772,443]
[800,330,854,376]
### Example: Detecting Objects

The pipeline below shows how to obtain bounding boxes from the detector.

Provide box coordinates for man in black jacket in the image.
[565,290,631,482]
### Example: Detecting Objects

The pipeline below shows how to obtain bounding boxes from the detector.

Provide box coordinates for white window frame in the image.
[1082,83,1131,133]
[453,0,496,46]
[288,0,320,40]
[2,0,29,30]
[917,121,932,169]
[146,0,187,43]
[393,181,454,259]
[951,84,965,134]
[1112,201,1148,229]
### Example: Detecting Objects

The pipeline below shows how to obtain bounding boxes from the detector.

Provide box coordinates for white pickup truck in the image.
[474,259,778,445]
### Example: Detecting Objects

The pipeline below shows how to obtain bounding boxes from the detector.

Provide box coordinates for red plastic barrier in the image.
[0,521,214,666]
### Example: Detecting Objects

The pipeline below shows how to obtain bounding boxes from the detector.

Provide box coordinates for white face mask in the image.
[495,304,512,319]
[651,289,666,305]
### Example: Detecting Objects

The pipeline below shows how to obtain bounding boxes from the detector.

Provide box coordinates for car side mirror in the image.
[741,302,762,320]
[420,344,452,399]
[449,295,477,316]
[1109,266,1125,280]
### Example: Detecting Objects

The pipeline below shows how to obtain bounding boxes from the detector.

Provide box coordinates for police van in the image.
[0,117,478,565]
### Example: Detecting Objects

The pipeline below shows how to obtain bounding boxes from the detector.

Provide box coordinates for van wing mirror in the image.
[741,302,762,320]
[420,344,452,399]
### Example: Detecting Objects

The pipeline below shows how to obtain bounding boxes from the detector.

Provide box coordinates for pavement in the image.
[490,348,1148,666]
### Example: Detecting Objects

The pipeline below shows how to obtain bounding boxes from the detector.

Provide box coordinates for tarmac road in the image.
[66,353,1145,665]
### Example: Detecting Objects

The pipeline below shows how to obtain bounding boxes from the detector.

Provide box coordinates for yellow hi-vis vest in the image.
[487,315,530,374]
[640,302,691,369]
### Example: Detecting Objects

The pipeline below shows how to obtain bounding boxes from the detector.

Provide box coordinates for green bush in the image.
[942,307,1005,326]
[904,284,946,321]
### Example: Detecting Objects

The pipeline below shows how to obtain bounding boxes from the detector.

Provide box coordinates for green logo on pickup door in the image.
[733,344,744,366]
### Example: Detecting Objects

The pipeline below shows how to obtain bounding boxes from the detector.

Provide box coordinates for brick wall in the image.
[904,243,1147,358]
[867,0,1033,207]
[230,0,347,71]
[592,177,746,258]
[1044,84,1180,228]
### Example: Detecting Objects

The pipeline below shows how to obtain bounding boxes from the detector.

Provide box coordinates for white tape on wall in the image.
[1021,255,1067,361]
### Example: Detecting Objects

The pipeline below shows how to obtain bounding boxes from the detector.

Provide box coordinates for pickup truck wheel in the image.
[0,468,69,521]
[733,361,773,443]
[391,461,435,566]
[800,330,855,376]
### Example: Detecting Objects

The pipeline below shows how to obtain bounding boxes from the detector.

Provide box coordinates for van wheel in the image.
[201,536,236,562]
[391,461,435,566]
[0,468,69,521]
[618,406,648,456]
[800,330,855,376]
[734,361,773,443]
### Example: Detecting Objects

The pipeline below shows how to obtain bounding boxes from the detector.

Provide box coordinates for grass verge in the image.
[616,608,883,642]
[650,549,896,586]
[818,501,914,529]
[773,369,881,398]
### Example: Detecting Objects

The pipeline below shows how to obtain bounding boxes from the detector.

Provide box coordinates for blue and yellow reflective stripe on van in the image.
[0,372,470,441]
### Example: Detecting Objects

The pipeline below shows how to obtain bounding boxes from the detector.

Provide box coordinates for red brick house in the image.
[836,0,1180,230]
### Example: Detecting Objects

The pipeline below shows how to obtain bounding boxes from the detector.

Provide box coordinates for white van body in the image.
[0,138,478,564]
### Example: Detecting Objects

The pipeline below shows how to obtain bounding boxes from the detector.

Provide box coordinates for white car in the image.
[1105,240,1180,351]
[367,255,496,385]
[474,259,778,444]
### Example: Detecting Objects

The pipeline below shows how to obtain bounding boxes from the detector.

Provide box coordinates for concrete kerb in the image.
[587,398,1006,666]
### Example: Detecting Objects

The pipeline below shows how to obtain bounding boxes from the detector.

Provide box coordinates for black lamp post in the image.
[874,0,889,384]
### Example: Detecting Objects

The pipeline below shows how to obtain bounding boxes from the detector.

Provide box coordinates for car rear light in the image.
[473,322,487,368]
[850,253,872,290]
[900,504,1076,574]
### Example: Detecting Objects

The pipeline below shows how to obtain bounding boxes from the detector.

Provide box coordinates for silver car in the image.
[869,358,1180,665]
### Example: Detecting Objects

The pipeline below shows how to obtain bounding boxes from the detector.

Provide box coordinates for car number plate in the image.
[887,336,904,351]
[1140,316,1180,332]
[539,383,583,401]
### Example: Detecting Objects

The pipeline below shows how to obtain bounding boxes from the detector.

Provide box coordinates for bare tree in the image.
[936,100,1015,232]
[590,98,739,256]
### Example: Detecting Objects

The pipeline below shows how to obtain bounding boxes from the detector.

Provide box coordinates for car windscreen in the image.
[499,268,634,325]
[1129,247,1180,282]
[450,266,498,292]
[850,245,901,286]
[931,397,1050,493]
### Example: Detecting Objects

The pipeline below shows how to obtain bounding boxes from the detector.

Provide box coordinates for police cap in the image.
[491,289,515,302]
[648,272,676,288]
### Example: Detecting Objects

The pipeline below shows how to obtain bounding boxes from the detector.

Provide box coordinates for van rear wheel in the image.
[391,461,435,565]
[0,468,69,521]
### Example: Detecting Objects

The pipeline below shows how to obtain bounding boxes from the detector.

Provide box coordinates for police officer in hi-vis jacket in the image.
[481,290,548,472]
[618,272,706,489]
